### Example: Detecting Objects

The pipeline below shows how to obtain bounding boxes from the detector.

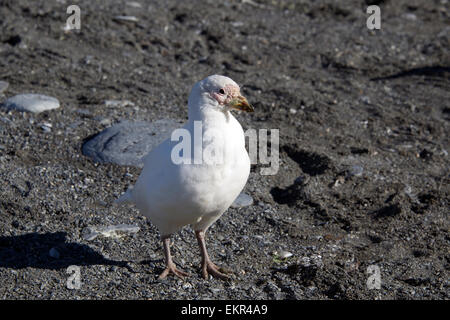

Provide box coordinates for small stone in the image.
[231,193,253,208]
[0,81,9,94]
[84,55,94,64]
[299,254,323,268]
[82,224,140,241]
[182,283,192,289]
[279,250,293,259]
[210,288,221,294]
[437,26,450,38]
[294,175,308,185]
[49,247,60,259]
[113,16,139,22]
[99,118,112,126]
[3,94,60,113]
[264,281,280,293]
[348,165,363,177]
[126,1,142,8]
[76,109,91,117]
[360,96,371,105]
[104,100,135,108]
[68,121,83,129]
[40,122,52,133]
[403,13,417,21]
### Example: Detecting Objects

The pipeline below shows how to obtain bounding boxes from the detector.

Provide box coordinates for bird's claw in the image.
[158,264,189,280]
[202,261,232,280]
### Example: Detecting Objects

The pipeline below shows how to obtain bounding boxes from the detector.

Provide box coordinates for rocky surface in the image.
[0,0,448,299]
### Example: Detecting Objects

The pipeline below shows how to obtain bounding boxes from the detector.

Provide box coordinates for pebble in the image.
[104,100,135,108]
[299,254,323,268]
[0,81,8,94]
[2,94,60,113]
[264,281,281,293]
[437,26,450,38]
[49,247,60,259]
[126,1,142,8]
[404,185,419,203]
[113,16,139,23]
[40,122,52,133]
[231,21,244,28]
[68,121,83,130]
[279,250,293,259]
[82,224,140,241]
[403,13,417,21]
[82,119,180,167]
[348,165,363,177]
[294,175,308,185]
[99,118,112,126]
[76,109,91,117]
[231,193,254,208]
[360,96,371,105]
[182,283,192,290]
[210,288,221,294]
[84,55,94,64]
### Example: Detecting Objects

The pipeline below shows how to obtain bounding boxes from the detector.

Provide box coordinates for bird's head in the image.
[188,75,254,117]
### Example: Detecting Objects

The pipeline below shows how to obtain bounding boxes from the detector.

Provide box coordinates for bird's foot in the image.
[158,263,189,280]
[202,260,232,280]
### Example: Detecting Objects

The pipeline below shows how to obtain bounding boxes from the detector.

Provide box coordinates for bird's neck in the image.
[188,101,231,125]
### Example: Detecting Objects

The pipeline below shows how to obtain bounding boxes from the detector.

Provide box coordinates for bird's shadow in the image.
[0,231,128,270]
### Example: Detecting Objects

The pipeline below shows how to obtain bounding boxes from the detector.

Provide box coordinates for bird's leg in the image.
[195,230,231,280]
[158,236,189,280]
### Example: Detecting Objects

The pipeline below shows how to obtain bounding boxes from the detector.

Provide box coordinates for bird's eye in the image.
[219,89,225,95]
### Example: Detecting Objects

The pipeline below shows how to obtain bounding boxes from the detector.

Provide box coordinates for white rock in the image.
[3,94,60,113]
[279,250,293,259]
[104,100,135,108]
[40,123,52,133]
[231,192,253,208]
[126,1,142,8]
[82,224,140,241]
[114,16,139,22]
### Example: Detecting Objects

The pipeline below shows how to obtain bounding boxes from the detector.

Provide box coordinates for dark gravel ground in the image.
[0,0,449,299]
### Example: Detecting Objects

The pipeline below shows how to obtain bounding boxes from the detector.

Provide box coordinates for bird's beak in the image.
[228,95,254,112]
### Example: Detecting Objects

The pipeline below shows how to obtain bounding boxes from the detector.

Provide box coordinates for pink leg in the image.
[158,236,189,280]
[195,230,231,280]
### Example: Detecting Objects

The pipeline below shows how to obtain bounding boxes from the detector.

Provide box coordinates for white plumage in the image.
[118,75,253,279]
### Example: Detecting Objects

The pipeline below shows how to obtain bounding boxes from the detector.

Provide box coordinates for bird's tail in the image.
[115,188,133,205]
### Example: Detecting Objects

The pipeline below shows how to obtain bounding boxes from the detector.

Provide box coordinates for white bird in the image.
[117,75,253,279]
